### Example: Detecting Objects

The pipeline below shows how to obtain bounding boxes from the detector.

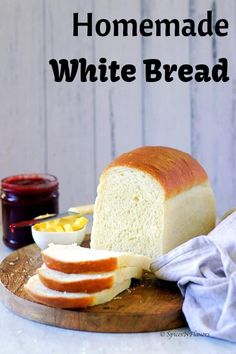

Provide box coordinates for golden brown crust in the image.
[25,286,94,308]
[106,146,208,199]
[38,272,113,293]
[42,254,118,274]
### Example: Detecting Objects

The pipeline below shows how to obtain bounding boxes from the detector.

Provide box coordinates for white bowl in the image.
[31,224,87,250]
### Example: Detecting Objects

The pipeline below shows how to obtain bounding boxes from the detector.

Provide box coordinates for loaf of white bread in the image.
[25,244,151,308]
[91,146,216,259]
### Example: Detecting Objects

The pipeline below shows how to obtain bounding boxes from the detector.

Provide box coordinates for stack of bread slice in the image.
[25,244,151,308]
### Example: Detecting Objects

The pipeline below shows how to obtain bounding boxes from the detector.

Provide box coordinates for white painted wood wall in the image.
[1,0,236,215]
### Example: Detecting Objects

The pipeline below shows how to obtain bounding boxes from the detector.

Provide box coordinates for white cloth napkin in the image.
[151,211,236,343]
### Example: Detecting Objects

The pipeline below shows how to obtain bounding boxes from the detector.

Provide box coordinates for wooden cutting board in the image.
[0,236,186,332]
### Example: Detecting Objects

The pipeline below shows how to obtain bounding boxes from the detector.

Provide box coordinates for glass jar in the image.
[1,174,59,249]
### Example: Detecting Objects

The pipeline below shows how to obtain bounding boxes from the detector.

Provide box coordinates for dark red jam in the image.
[1,174,59,249]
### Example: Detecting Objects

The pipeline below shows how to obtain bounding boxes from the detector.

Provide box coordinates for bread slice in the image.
[25,274,131,308]
[38,264,142,293]
[42,244,151,274]
[91,146,216,259]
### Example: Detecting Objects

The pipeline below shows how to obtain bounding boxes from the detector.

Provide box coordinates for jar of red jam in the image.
[1,174,59,249]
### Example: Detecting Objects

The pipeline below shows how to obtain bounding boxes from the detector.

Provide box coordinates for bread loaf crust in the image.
[106,146,208,199]
[42,254,118,274]
[26,289,94,308]
[38,272,113,293]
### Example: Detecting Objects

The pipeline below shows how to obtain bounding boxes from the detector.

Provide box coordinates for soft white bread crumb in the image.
[38,264,142,292]
[91,168,164,258]
[39,264,142,282]
[42,244,151,273]
[25,274,131,308]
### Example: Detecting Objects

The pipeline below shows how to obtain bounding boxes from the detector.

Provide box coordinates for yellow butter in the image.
[63,224,73,232]
[72,217,88,231]
[35,215,88,232]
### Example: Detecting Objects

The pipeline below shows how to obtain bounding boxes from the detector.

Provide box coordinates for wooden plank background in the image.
[0,0,235,216]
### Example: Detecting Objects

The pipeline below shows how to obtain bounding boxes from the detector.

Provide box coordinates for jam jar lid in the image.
[1,174,59,194]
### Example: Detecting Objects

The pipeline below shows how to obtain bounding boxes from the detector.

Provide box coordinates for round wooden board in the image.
[0,236,186,333]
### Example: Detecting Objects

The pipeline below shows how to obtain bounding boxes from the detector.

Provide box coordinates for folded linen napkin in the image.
[151,211,236,343]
